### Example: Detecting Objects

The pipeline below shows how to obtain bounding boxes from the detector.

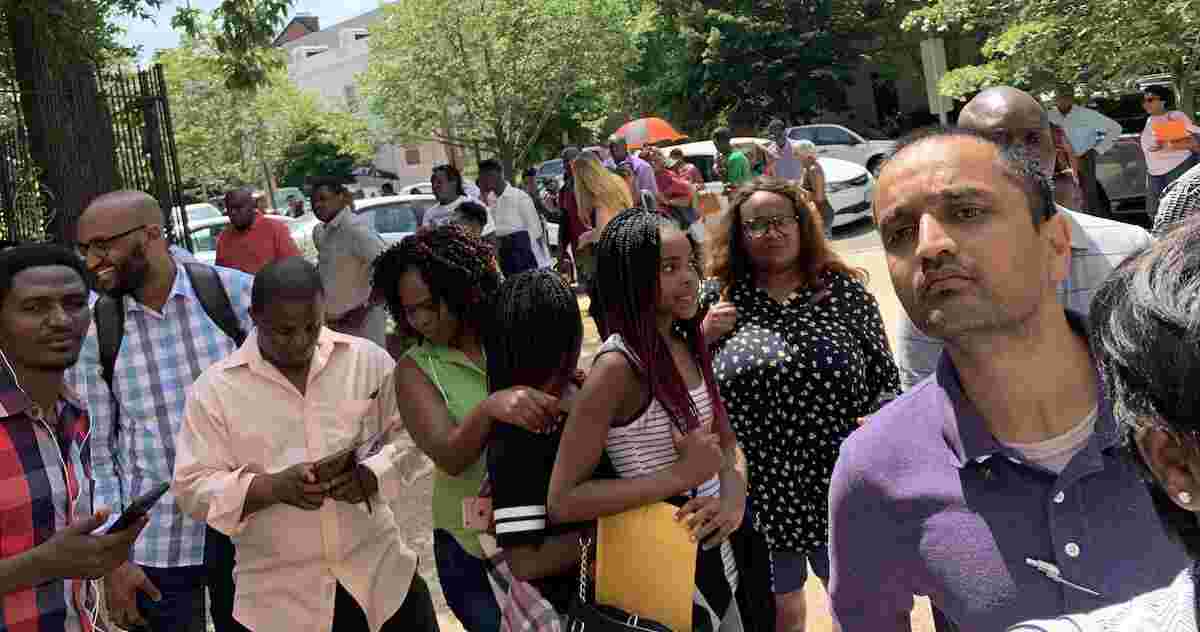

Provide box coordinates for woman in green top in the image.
[373,224,560,632]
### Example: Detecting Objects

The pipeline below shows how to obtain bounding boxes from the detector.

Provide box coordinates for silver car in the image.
[786,124,896,175]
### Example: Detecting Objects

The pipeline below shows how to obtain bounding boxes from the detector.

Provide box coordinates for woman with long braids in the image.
[485,269,616,627]
[373,224,560,632]
[548,209,747,632]
[701,178,898,632]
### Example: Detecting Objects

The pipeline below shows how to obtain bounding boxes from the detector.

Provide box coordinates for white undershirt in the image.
[1000,406,1098,474]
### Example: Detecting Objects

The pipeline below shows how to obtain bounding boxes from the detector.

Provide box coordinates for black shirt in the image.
[704,269,899,553]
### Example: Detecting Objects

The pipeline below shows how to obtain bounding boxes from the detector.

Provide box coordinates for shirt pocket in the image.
[311,398,379,456]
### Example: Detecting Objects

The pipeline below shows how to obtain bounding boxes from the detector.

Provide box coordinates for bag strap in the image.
[183,263,247,346]
[95,294,124,393]
[577,535,593,605]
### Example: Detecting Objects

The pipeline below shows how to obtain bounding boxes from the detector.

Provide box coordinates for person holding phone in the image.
[0,244,150,630]
[174,258,437,632]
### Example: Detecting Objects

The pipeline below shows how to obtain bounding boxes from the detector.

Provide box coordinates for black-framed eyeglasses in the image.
[743,214,799,238]
[76,225,146,258]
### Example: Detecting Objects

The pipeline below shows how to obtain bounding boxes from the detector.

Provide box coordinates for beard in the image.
[96,242,150,298]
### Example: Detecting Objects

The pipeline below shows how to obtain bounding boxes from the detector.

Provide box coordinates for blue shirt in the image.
[78,261,254,568]
[1047,105,1123,157]
[828,312,1185,632]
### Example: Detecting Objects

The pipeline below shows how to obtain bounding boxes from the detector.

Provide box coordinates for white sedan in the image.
[184,215,303,265]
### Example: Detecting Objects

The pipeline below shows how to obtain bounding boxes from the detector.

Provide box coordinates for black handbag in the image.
[565,535,674,632]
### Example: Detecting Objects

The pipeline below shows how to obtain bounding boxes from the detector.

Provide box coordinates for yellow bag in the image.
[595,502,697,632]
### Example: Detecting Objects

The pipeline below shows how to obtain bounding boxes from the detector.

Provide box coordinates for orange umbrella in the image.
[613,117,688,149]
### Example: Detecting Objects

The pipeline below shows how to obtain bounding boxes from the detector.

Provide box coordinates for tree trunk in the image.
[7,1,120,244]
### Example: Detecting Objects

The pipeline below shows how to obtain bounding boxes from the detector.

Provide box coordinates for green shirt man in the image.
[714,126,752,189]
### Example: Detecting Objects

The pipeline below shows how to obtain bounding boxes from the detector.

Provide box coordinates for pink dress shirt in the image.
[174,329,429,632]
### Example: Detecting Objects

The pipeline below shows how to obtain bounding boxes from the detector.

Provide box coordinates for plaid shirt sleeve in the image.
[78,322,124,513]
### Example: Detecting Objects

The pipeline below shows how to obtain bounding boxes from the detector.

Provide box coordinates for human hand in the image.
[104,561,162,629]
[671,427,723,490]
[675,494,744,550]
[484,386,560,433]
[701,302,737,342]
[40,508,146,581]
[268,463,326,511]
[325,465,379,504]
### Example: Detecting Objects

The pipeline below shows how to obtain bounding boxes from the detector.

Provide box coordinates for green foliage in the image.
[277,126,357,187]
[361,0,639,177]
[171,0,294,91]
[906,0,1200,112]
[158,29,370,196]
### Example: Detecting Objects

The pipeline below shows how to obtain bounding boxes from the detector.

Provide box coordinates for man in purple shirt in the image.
[828,128,1183,632]
[607,135,658,198]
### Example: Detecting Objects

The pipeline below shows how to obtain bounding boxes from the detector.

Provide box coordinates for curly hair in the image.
[708,177,864,291]
[371,223,501,340]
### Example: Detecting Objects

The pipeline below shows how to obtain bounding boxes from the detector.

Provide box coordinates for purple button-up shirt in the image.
[622,154,659,196]
[828,312,1184,632]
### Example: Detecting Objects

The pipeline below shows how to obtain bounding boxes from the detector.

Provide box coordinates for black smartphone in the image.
[107,482,170,533]
[312,447,356,482]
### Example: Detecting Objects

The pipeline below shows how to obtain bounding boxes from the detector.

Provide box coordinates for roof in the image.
[272,15,320,46]
[277,8,386,51]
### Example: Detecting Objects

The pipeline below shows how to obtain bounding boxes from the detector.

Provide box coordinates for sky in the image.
[118,0,382,64]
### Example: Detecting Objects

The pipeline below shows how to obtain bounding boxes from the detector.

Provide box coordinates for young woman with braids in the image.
[373,224,560,632]
[548,209,747,632]
[484,269,617,628]
[701,178,898,632]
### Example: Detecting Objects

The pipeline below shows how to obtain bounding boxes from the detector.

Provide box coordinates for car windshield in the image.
[537,159,564,177]
[368,203,421,234]
[187,203,222,222]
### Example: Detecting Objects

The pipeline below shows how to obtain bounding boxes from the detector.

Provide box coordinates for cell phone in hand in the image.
[104,482,170,534]
[312,447,356,482]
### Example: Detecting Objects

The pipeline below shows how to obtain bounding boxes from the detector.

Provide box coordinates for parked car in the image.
[184,215,305,265]
[1096,134,1150,215]
[184,202,222,224]
[786,124,897,175]
[351,195,437,246]
[659,137,875,229]
[401,182,434,196]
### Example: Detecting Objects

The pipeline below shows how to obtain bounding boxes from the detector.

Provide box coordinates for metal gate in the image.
[0,64,189,247]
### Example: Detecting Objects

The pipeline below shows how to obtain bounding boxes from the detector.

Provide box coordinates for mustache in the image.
[916,261,975,296]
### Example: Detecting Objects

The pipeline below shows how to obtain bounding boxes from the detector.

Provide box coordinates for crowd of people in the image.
[6,81,1200,632]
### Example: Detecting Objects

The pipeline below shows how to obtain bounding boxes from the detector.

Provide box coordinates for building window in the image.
[354,31,370,41]
[405,148,421,166]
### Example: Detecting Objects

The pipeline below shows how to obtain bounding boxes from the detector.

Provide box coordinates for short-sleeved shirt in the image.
[828,311,1185,632]
[723,151,751,186]
[215,213,301,274]
[404,341,489,559]
[895,208,1154,390]
[314,207,387,319]
[706,269,899,553]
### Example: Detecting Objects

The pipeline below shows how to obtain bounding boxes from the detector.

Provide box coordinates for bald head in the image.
[83,190,164,227]
[958,87,1056,179]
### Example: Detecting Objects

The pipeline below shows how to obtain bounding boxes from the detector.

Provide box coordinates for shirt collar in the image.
[937,310,1119,468]
[124,259,192,315]
[0,356,82,419]
[1060,206,1094,252]
[225,327,348,381]
[327,206,354,231]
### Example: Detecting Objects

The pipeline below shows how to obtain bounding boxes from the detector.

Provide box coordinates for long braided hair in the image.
[593,209,733,441]
[486,269,583,395]
[371,223,501,340]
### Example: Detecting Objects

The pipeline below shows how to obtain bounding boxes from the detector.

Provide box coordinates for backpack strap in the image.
[95,294,125,392]
[183,263,247,347]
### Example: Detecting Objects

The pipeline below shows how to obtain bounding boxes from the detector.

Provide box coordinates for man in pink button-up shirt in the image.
[173,258,436,632]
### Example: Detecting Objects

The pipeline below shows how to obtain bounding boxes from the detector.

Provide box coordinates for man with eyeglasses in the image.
[0,243,149,632]
[74,190,254,632]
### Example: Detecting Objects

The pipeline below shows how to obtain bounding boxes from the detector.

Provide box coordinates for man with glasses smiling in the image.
[74,190,254,632]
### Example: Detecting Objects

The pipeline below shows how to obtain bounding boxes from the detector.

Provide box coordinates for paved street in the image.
[402,217,935,632]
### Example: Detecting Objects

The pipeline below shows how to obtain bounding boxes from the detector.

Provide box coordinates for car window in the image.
[190,225,223,253]
[815,126,856,146]
[370,204,420,234]
[787,128,817,142]
[537,160,564,177]
[187,204,222,222]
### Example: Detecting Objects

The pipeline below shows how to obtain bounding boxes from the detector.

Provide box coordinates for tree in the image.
[277,126,357,187]
[905,0,1200,113]
[158,31,370,198]
[361,0,639,178]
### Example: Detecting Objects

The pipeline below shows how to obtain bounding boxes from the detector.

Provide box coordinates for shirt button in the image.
[1053,491,1065,504]
[1064,542,1081,558]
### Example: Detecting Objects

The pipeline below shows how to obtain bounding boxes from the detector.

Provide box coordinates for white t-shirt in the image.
[490,185,552,268]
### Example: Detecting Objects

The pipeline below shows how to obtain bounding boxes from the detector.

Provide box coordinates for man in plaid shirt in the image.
[75,191,254,632]
[0,244,146,631]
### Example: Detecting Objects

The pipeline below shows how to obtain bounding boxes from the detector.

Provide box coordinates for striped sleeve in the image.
[487,424,557,547]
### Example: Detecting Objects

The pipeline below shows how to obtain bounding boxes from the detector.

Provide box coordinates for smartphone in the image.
[312,447,356,482]
[106,482,170,534]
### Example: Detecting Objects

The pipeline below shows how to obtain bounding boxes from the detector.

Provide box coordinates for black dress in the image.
[705,269,899,554]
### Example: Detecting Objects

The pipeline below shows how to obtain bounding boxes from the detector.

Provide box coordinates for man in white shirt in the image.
[1048,86,1124,219]
[422,164,473,228]
[477,159,551,274]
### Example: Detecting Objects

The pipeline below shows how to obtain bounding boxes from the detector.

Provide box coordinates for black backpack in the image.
[94,262,247,393]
